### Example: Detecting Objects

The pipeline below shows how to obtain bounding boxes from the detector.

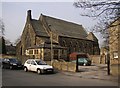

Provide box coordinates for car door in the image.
[84,58,87,64]
[4,59,10,68]
[78,58,84,65]
[25,60,31,71]
[29,61,37,72]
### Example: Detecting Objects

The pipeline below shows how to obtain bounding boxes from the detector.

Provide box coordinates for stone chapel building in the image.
[109,17,120,76]
[16,10,100,63]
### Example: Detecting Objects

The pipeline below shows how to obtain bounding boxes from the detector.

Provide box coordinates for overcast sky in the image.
[1,1,103,46]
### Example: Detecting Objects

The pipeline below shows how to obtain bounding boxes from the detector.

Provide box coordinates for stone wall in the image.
[111,64,120,77]
[109,18,119,77]
[0,54,16,59]
[36,37,49,45]
[21,22,35,55]
[59,36,100,55]
[44,49,51,61]
[89,55,101,64]
[46,60,76,72]
[109,19,119,65]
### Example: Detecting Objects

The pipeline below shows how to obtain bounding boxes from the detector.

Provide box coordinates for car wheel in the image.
[52,70,54,74]
[24,67,28,72]
[37,69,41,75]
[10,66,13,70]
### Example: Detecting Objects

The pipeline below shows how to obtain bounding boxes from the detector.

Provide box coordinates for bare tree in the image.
[0,18,5,36]
[5,38,12,45]
[0,36,6,54]
[14,36,21,45]
[73,0,120,46]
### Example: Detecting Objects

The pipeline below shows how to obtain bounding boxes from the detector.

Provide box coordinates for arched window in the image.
[84,42,88,53]
[75,42,79,52]
[70,41,72,47]
[62,40,66,47]
[79,42,83,52]
[69,41,73,53]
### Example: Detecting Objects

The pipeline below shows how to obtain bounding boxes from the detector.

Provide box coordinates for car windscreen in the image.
[9,59,18,63]
[78,58,91,61]
[36,60,47,65]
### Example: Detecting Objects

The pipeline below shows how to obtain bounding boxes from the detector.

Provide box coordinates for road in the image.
[2,69,118,86]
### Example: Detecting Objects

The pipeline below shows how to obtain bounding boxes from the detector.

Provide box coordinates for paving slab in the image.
[60,64,119,83]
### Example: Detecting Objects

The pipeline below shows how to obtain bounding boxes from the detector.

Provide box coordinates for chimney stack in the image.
[27,10,32,21]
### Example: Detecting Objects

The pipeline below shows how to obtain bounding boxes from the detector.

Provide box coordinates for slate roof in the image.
[31,19,49,37]
[30,14,88,39]
[86,32,98,41]
[42,15,88,39]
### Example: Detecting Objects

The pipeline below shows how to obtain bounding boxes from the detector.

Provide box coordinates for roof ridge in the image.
[40,14,88,37]
[40,14,83,26]
[31,13,89,39]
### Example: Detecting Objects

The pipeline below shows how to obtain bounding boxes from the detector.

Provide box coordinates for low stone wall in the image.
[46,60,76,72]
[67,62,76,72]
[89,55,101,64]
[110,59,119,65]
[0,54,17,59]
[111,64,120,77]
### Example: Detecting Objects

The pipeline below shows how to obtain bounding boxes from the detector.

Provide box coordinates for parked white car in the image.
[24,59,54,74]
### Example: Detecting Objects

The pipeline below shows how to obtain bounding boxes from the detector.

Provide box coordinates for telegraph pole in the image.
[105,51,110,75]
[48,24,53,66]
[50,31,53,66]
[107,53,110,75]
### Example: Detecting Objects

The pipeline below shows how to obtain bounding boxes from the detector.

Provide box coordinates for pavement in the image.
[60,64,119,83]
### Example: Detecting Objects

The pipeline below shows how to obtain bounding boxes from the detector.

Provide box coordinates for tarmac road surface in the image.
[2,69,118,86]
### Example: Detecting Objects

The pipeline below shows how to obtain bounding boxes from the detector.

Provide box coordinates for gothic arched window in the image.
[62,40,66,47]
[70,41,72,47]
[75,42,79,52]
